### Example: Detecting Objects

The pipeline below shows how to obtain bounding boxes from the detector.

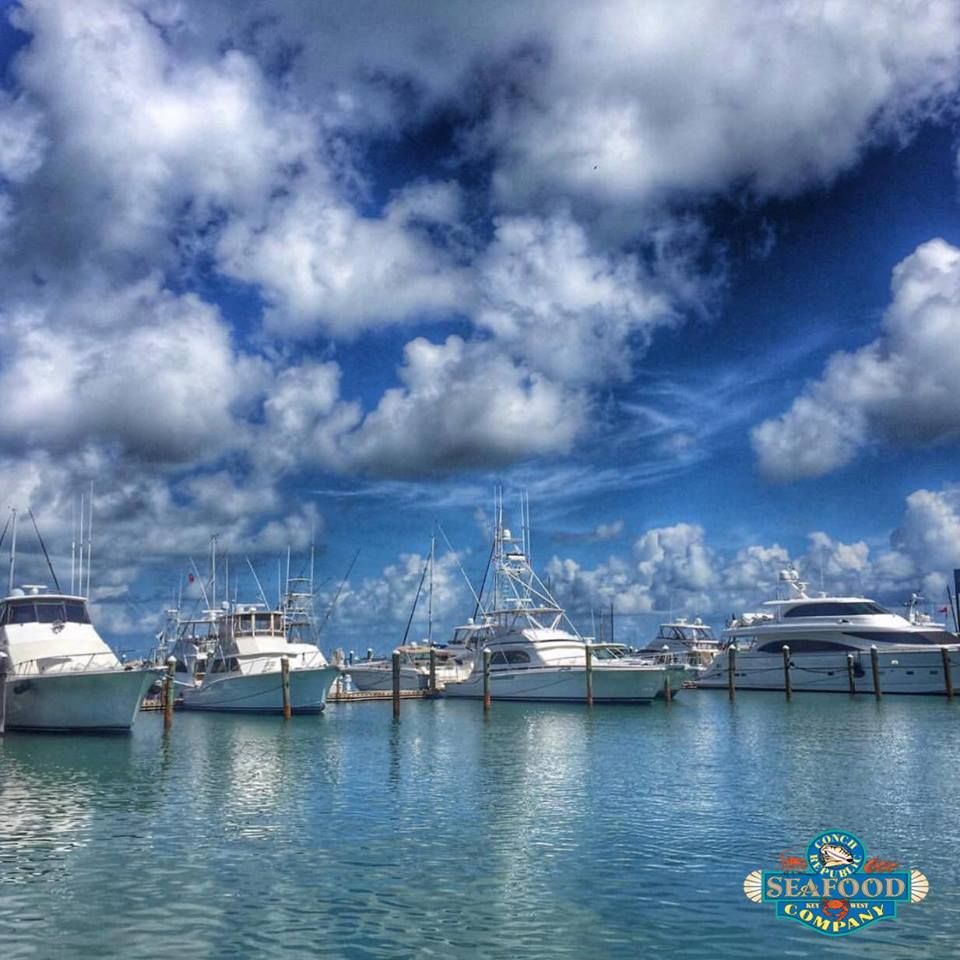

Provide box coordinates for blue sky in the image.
[2,1,960,653]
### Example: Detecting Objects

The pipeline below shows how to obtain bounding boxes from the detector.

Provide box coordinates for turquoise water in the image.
[1,692,959,959]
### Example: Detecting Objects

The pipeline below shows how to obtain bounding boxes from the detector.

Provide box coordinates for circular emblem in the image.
[807,831,864,875]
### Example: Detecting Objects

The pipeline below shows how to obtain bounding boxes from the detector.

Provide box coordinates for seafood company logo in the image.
[743,830,929,937]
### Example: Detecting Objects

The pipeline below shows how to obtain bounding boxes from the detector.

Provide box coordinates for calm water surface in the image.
[1,692,958,959]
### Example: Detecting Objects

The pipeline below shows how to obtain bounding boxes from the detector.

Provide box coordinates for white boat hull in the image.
[2,667,159,732]
[443,664,672,703]
[697,647,960,695]
[179,665,339,713]
[348,664,426,692]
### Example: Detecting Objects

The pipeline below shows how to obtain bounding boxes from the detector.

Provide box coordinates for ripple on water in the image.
[1,695,959,958]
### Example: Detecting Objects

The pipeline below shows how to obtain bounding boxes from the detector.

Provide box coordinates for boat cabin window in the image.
[255,613,274,632]
[504,650,531,664]
[757,638,857,654]
[783,602,888,618]
[843,630,957,646]
[490,651,509,665]
[2,599,91,625]
[590,646,622,660]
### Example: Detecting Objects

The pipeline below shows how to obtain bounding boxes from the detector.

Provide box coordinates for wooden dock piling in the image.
[847,653,856,695]
[585,644,594,706]
[483,649,492,711]
[664,673,672,703]
[727,646,736,702]
[281,656,292,719]
[942,646,954,700]
[163,656,176,730]
[392,651,401,720]
[782,645,792,701]
[870,645,882,700]
[429,647,437,695]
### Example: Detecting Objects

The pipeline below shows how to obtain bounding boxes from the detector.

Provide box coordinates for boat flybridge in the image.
[697,569,960,694]
[0,586,160,731]
[443,494,687,703]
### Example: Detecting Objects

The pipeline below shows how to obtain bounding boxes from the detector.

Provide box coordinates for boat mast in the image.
[7,508,16,593]
[71,498,76,594]
[427,534,434,645]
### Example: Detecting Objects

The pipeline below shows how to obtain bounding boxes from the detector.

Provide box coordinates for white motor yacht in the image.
[443,494,682,703]
[0,587,159,732]
[176,603,339,714]
[697,570,960,694]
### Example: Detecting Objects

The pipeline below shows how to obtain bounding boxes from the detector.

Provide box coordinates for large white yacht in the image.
[1,586,159,732]
[443,494,683,703]
[697,570,960,694]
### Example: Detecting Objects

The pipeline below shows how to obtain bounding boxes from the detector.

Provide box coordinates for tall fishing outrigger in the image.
[443,491,686,703]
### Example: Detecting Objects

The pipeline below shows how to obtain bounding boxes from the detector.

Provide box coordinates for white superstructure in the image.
[698,570,960,695]
[639,618,722,672]
[0,587,158,732]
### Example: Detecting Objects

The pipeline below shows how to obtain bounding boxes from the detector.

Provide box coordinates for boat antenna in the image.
[317,548,360,636]
[28,508,61,592]
[70,498,76,594]
[77,492,84,596]
[85,480,93,598]
[0,511,12,557]
[436,523,485,616]
[400,551,430,647]
[245,556,272,609]
[472,535,496,621]
[7,508,16,593]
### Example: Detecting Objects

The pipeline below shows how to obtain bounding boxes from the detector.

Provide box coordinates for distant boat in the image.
[638,618,722,673]
[1,586,159,732]
[443,491,683,703]
[347,643,471,691]
[697,569,960,694]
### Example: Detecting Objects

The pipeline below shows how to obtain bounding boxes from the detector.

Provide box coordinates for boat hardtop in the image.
[1,586,122,675]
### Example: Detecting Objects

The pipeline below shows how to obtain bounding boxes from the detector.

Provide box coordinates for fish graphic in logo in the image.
[743,830,929,937]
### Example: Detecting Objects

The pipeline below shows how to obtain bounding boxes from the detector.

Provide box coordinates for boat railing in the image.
[223,652,329,675]
[10,651,126,676]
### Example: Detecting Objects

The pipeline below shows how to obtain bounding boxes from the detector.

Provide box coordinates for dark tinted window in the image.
[783,602,888,618]
[757,638,857,653]
[64,602,89,624]
[36,602,65,623]
[843,630,957,646]
[504,649,531,664]
[491,651,509,665]
[8,603,35,624]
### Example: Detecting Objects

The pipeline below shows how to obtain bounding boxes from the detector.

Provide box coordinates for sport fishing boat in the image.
[697,570,960,695]
[1,586,159,732]
[175,602,339,714]
[443,493,683,703]
[170,550,339,714]
[638,618,722,672]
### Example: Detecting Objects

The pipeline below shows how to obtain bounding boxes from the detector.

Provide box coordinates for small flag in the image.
[939,605,949,614]
[188,573,195,584]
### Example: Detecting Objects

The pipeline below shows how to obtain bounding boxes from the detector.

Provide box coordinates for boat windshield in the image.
[2,599,90,625]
